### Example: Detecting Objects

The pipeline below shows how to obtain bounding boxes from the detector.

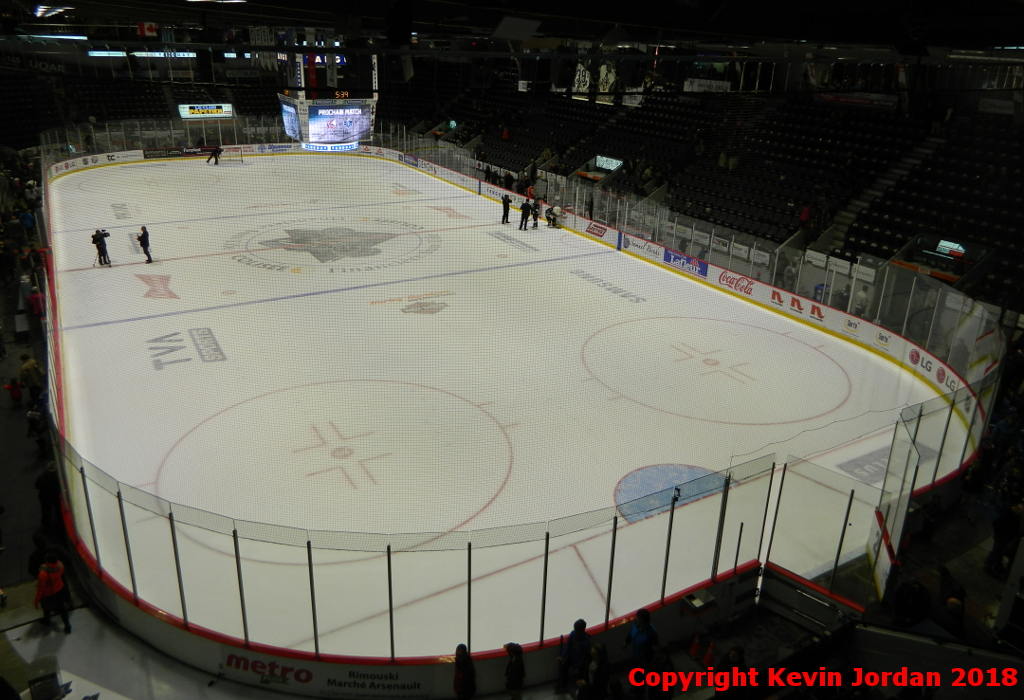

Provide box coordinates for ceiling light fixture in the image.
[35,5,74,17]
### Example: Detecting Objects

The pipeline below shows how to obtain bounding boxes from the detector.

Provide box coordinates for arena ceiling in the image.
[11,0,1024,49]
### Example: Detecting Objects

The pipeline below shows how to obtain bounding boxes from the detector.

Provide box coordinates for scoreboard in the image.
[277,51,377,101]
[278,93,376,146]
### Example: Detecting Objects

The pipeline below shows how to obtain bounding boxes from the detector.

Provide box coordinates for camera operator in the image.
[91,229,111,266]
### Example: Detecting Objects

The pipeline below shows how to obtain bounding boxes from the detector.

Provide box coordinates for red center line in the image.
[58,222,499,273]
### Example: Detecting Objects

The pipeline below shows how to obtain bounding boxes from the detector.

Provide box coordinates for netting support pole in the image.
[539,531,550,647]
[660,489,680,603]
[828,490,855,593]
[755,464,777,562]
[307,541,320,659]
[733,522,744,576]
[168,511,189,628]
[116,490,139,605]
[932,397,957,487]
[710,474,731,583]
[387,544,395,662]
[79,466,102,576]
[761,463,788,569]
[604,515,618,629]
[232,530,250,645]
[467,540,473,652]
[901,277,918,337]
[957,393,982,469]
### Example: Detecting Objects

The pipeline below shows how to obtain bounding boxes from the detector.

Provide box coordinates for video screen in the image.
[308,104,372,143]
[280,101,300,140]
[596,155,623,171]
[936,240,966,259]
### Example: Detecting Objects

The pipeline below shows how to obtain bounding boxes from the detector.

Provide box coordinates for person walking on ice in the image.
[137,226,153,263]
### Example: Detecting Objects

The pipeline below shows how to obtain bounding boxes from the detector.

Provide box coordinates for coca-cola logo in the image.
[718,271,754,295]
[909,349,920,365]
[586,222,607,238]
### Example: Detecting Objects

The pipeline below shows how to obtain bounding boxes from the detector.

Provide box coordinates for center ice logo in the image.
[261,227,401,263]
[223,216,442,275]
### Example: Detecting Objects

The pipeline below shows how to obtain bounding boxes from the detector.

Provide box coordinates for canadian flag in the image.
[138,22,159,37]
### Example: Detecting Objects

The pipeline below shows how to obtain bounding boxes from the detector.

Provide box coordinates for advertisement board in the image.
[178,103,235,119]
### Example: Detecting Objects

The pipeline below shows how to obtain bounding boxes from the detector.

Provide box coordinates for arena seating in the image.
[376,58,475,133]
[844,115,1024,309]
[60,77,168,122]
[0,71,62,150]
[476,96,617,174]
[231,86,280,115]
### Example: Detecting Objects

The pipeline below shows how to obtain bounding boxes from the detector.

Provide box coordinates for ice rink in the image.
[46,153,963,656]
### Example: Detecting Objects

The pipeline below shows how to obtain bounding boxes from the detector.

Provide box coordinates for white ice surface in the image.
[47,154,964,656]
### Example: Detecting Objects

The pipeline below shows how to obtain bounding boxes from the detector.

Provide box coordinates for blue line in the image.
[50,192,478,235]
[61,249,616,331]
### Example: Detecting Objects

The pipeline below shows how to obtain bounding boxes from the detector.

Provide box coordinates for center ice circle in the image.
[582,317,851,425]
[155,380,513,534]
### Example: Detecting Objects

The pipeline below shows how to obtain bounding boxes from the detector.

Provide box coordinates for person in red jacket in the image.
[33,553,71,633]
[28,287,45,319]
[3,377,23,408]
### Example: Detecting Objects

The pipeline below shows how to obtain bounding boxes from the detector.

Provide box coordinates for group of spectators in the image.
[453,610,752,700]
[1,152,72,635]
[967,345,1024,579]
[1,152,44,288]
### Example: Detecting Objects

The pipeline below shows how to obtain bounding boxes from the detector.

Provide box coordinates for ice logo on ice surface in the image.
[401,301,448,314]
[260,227,402,263]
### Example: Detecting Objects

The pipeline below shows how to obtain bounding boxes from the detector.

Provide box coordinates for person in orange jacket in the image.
[33,553,71,633]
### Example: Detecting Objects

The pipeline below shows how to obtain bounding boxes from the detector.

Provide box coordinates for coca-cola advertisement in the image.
[718,271,755,296]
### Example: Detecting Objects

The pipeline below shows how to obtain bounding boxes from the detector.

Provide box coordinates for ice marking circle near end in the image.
[583,317,852,425]
[156,380,513,537]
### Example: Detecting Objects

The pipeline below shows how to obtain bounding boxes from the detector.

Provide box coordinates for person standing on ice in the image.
[501,194,512,224]
[137,226,153,263]
[519,199,532,231]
